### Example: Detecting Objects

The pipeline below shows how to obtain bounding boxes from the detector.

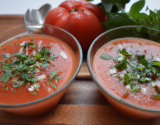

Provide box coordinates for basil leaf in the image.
[49,71,57,80]
[102,13,137,31]
[120,48,132,56]
[115,57,127,69]
[53,75,62,80]
[100,53,113,60]
[152,61,160,67]
[129,0,145,17]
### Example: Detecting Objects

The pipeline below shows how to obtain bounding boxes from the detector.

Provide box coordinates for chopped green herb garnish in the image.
[32,91,37,95]
[122,89,129,97]
[124,74,130,85]
[100,53,113,60]
[52,83,57,89]
[53,75,62,80]
[1,53,6,58]
[15,43,17,45]
[12,90,16,93]
[47,71,62,86]
[1,71,12,83]
[115,57,127,70]
[30,38,34,41]
[120,48,132,56]
[3,86,8,90]
[110,47,113,51]
[33,83,39,91]
[49,71,57,80]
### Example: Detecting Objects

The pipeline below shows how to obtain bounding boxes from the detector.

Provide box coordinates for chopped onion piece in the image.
[60,51,68,59]
[5,53,11,57]
[127,64,133,73]
[141,88,147,95]
[125,85,131,90]
[152,80,160,87]
[155,57,160,62]
[20,41,26,46]
[28,86,34,91]
[110,68,117,75]
[19,48,23,54]
[36,75,46,81]
[117,53,124,61]
[35,61,42,68]
[32,50,37,56]
[119,74,124,78]
[118,44,123,51]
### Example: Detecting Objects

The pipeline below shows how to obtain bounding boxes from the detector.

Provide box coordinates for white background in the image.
[0,0,159,15]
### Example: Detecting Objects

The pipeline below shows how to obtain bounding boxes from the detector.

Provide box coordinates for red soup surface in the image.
[93,38,160,110]
[0,34,76,104]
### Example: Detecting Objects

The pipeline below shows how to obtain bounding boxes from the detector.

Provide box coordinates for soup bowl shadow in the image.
[87,25,160,119]
[0,24,83,116]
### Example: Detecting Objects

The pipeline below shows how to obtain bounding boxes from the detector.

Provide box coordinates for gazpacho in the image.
[0,34,76,104]
[93,38,160,110]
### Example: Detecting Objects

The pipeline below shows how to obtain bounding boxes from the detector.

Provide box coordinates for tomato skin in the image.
[44,0,107,50]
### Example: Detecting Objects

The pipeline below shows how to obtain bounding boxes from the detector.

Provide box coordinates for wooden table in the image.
[0,15,160,125]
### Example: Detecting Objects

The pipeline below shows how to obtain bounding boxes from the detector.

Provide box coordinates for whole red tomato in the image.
[44,0,107,50]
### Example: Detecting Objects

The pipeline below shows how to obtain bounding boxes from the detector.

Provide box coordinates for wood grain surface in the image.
[0,15,160,125]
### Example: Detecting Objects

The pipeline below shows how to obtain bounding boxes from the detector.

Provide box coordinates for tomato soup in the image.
[93,38,160,110]
[0,34,76,104]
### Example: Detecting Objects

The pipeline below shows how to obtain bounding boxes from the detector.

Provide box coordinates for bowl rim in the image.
[87,25,160,113]
[0,24,83,108]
